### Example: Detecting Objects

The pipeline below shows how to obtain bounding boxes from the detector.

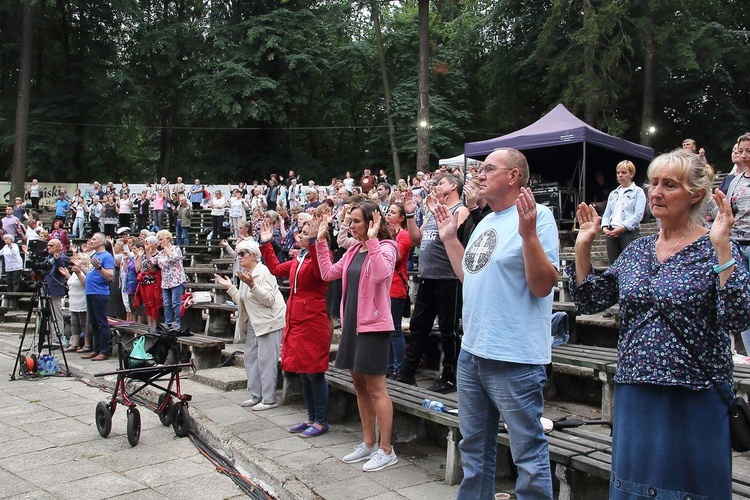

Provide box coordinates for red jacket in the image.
[260,241,330,374]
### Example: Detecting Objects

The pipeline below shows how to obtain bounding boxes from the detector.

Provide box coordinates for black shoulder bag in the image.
[662,312,750,452]
[397,271,411,318]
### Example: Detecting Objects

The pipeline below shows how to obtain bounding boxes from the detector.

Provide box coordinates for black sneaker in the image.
[427,379,456,394]
[394,372,417,385]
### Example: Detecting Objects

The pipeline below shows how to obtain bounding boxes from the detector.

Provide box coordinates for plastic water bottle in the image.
[51,357,60,374]
[422,399,446,413]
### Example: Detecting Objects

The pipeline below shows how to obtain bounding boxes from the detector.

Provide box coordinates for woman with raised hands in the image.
[568,149,750,499]
[315,199,399,473]
[258,218,331,437]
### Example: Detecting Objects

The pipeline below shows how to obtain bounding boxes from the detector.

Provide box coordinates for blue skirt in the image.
[611,383,732,499]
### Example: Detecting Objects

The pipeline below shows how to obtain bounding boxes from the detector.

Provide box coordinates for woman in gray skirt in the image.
[315,200,399,473]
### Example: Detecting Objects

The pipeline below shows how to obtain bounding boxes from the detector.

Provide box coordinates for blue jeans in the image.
[87,294,111,355]
[176,220,189,246]
[300,372,329,425]
[162,284,184,327]
[72,217,85,238]
[739,245,750,352]
[387,297,406,375]
[456,349,552,500]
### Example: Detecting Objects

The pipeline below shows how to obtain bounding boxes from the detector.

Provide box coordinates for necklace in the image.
[658,223,693,261]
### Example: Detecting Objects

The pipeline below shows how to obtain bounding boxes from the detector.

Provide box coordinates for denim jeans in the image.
[456,349,552,500]
[739,245,750,353]
[87,294,111,355]
[387,297,406,375]
[300,372,329,425]
[176,220,190,247]
[162,283,184,327]
[72,217,85,238]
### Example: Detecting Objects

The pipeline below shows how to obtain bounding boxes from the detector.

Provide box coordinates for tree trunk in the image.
[11,0,34,200]
[159,101,177,181]
[416,0,430,173]
[640,3,655,147]
[371,0,401,181]
[583,0,596,125]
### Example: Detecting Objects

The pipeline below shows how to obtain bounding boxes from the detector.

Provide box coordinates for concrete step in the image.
[188,365,247,391]
[1,321,30,334]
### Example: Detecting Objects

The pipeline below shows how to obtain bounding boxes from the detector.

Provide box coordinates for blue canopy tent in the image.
[464,104,654,205]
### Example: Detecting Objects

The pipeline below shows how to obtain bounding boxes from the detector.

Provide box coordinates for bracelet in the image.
[713,258,736,274]
[406,213,415,219]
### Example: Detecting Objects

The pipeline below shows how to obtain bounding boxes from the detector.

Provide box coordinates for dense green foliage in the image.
[1,0,748,183]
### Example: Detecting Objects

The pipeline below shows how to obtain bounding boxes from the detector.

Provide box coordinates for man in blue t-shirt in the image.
[433,148,559,500]
[54,192,70,224]
[82,233,115,361]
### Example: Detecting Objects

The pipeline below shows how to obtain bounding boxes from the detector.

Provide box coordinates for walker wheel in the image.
[171,402,191,438]
[127,408,141,447]
[158,393,173,426]
[95,401,112,438]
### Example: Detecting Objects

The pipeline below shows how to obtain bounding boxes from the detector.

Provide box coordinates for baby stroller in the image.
[93,323,195,446]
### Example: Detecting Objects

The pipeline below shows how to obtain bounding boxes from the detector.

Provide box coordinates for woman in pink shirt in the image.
[152,189,167,230]
[315,200,399,472]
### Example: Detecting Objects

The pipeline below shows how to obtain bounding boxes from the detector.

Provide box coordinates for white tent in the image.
[438,153,481,168]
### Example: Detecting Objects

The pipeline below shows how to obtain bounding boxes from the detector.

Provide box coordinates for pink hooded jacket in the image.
[316,237,397,333]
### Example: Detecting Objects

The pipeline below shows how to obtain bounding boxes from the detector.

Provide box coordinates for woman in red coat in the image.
[259,219,331,438]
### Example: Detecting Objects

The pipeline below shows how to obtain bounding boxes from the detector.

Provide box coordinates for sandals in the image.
[77,347,92,353]
[64,346,79,353]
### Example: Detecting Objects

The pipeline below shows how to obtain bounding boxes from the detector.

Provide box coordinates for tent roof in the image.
[464,104,653,161]
[438,153,481,167]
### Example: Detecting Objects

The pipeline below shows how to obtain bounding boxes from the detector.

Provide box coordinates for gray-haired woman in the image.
[216,239,286,410]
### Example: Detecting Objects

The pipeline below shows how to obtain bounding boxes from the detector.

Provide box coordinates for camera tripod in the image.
[10,278,71,380]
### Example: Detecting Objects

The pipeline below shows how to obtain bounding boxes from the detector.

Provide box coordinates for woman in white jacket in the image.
[216,239,286,411]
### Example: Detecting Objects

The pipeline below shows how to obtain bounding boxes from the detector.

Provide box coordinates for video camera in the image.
[26,239,55,274]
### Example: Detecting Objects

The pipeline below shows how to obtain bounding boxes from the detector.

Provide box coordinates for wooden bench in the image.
[0,291,34,310]
[499,426,750,498]
[182,302,237,337]
[183,267,222,283]
[327,365,750,496]
[108,319,226,370]
[551,343,750,421]
[326,366,464,484]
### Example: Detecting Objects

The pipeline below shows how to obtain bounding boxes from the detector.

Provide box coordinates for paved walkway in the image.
[0,327,461,500]
[0,350,247,500]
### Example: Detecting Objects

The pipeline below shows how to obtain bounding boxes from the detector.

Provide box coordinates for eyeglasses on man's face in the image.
[477,165,516,175]
[236,251,249,258]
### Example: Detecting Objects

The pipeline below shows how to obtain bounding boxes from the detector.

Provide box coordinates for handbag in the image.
[661,311,750,452]
[397,271,411,318]
[128,336,155,368]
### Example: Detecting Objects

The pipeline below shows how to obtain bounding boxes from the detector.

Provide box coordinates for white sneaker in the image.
[342,442,378,463]
[363,448,398,472]
[241,396,261,408]
[252,401,278,411]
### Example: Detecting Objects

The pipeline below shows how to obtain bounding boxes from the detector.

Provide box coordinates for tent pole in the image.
[581,142,587,207]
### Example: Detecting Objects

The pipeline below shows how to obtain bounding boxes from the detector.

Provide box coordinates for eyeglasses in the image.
[478,165,516,175]
[236,251,249,258]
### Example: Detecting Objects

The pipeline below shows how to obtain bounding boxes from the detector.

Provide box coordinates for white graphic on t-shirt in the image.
[464,229,497,274]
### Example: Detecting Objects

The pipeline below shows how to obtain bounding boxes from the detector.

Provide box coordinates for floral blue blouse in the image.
[567,234,750,389]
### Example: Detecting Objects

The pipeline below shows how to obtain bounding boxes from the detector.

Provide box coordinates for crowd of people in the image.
[2,135,750,497]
